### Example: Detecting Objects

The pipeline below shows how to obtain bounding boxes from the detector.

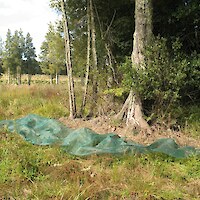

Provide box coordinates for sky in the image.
[0,0,59,56]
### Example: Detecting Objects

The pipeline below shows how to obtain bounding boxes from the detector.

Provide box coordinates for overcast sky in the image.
[0,0,59,56]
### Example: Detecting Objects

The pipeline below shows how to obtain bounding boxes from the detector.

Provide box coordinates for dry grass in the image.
[0,130,199,199]
[0,80,200,199]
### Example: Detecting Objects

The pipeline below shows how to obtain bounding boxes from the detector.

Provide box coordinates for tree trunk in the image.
[80,0,91,116]
[94,6,118,88]
[16,66,21,85]
[61,0,76,118]
[27,74,31,85]
[50,74,53,85]
[89,0,98,116]
[132,0,152,66]
[55,72,59,85]
[116,0,153,134]
[7,67,11,84]
[105,42,118,88]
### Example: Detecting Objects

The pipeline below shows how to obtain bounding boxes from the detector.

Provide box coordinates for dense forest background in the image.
[0,0,199,131]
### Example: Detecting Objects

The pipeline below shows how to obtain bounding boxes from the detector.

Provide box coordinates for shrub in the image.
[120,36,188,119]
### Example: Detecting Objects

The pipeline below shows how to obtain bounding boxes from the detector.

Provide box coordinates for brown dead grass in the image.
[59,116,200,148]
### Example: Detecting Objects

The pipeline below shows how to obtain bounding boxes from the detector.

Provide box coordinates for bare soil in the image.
[59,116,200,148]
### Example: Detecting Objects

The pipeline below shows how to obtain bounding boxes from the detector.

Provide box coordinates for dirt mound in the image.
[59,116,200,148]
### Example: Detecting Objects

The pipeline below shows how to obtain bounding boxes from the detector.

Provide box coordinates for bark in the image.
[55,72,59,85]
[116,0,153,134]
[16,66,21,85]
[7,67,11,84]
[61,0,76,118]
[89,0,98,116]
[94,5,118,87]
[27,74,31,85]
[50,74,53,85]
[80,0,91,116]
[132,0,152,67]
[105,43,118,87]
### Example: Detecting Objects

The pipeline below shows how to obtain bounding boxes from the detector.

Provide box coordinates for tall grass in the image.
[0,130,199,199]
[0,82,200,199]
[0,84,70,120]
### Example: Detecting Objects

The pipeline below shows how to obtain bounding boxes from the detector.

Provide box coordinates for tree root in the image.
[115,90,152,134]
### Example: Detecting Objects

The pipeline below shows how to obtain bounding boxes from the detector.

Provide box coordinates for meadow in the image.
[0,76,200,199]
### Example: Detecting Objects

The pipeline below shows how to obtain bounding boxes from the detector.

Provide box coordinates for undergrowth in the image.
[0,84,199,199]
[0,85,70,120]
[0,129,199,200]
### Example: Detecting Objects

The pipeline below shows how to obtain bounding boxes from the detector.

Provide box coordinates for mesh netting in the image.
[0,114,199,158]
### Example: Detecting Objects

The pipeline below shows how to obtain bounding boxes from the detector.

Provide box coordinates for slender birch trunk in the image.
[89,0,98,116]
[94,6,117,88]
[80,0,91,116]
[16,66,21,85]
[61,0,76,118]
[105,43,118,87]
[7,67,11,84]
[50,74,53,85]
[55,72,59,85]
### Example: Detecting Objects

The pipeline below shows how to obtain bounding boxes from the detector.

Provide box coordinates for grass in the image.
[173,105,200,138]
[0,84,70,120]
[0,130,199,199]
[0,81,200,199]
[0,74,69,85]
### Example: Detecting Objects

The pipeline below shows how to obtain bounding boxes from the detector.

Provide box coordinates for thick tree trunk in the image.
[89,0,98,116]
[116,90,150,130]
[132,0,152,66]
[80,0,91,116]
[117,0,153,134]
[61,0,76,118]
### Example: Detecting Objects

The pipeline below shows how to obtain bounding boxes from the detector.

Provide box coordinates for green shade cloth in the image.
[0,114,199,158]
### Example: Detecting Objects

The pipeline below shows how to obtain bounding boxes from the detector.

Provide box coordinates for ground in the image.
[59,116,200,148]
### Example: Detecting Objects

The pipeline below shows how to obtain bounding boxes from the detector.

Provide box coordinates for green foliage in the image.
[104,87,125,97]
[7,30,24,76]
[180,53,200,102]
[24,32,39,75]
[153,0,200,54]
[120,37,188,117]
[173,105,200,138]
[33,102,68,118]
[1,29,38,83]
[119,56,134,92]
[141,37,186,105]
[40,23,65,76]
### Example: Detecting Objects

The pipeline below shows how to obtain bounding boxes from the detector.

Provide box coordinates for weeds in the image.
[0,128,200,199]
[0,83,199,199]
[0,85,69,120]
[0,129,199,199]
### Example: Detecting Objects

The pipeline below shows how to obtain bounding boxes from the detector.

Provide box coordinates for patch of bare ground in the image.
[59,116,200,148]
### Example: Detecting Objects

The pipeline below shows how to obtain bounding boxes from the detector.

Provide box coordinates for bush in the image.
[120,36,188,119]
[180,53,200,103]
